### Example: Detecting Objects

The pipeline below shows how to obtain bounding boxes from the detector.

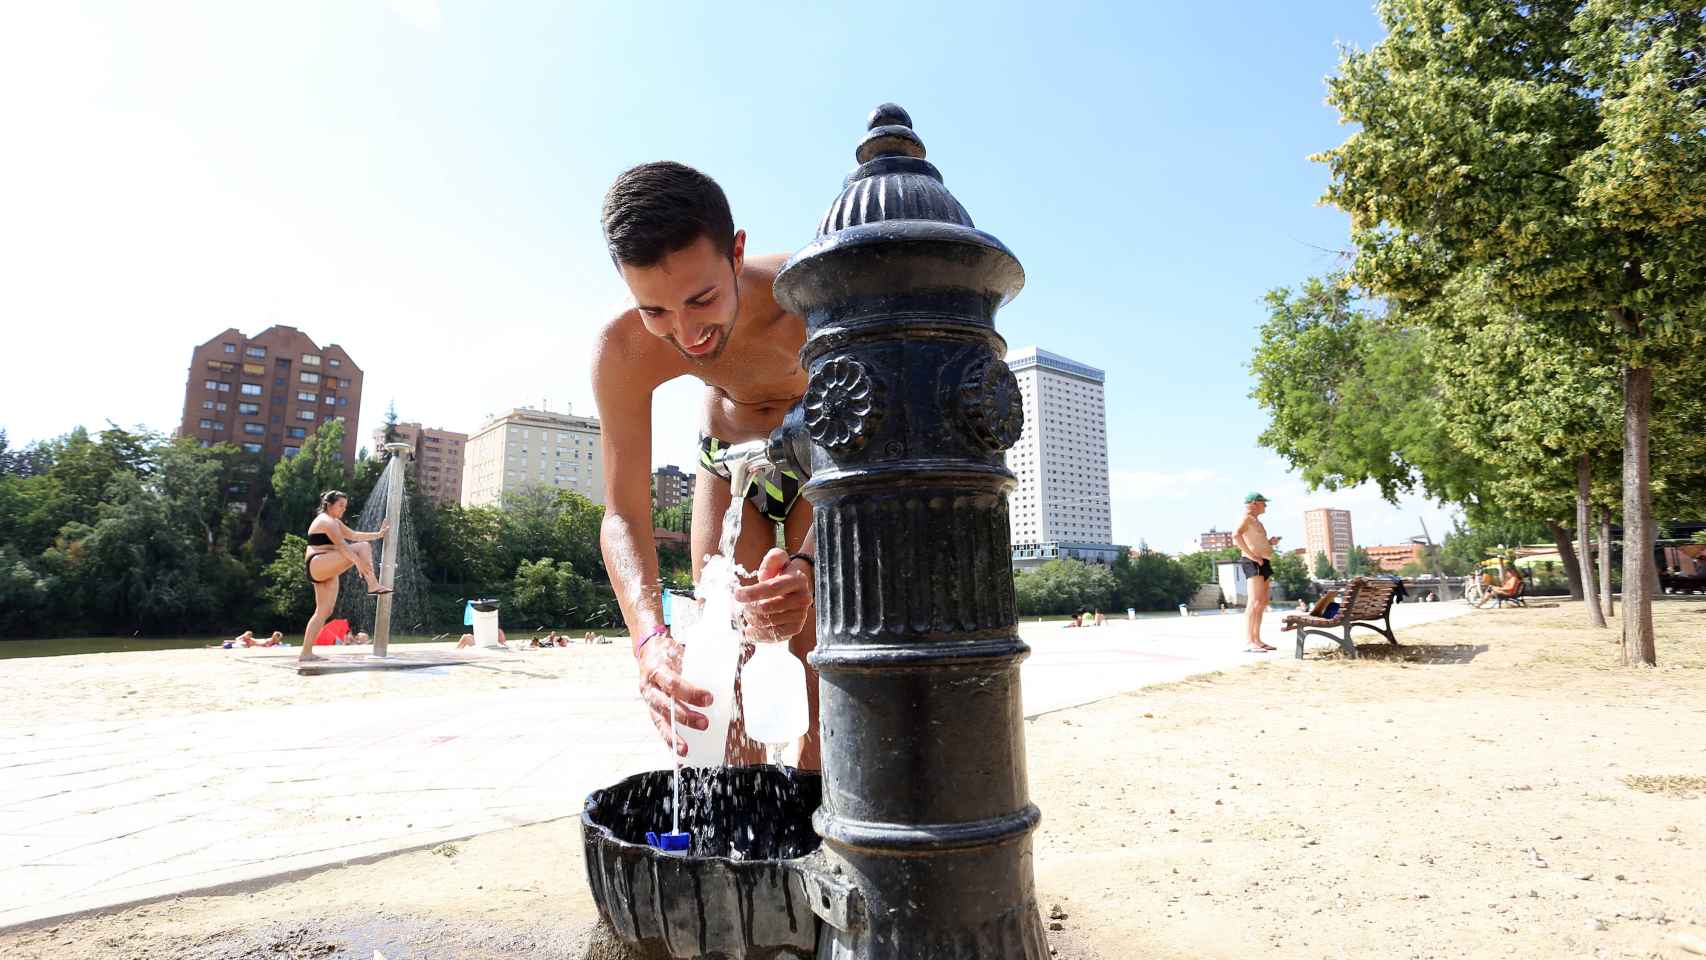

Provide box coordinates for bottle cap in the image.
[646,830,691,853]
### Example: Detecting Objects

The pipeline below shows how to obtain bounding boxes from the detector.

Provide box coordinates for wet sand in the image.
[3,599,1704,959]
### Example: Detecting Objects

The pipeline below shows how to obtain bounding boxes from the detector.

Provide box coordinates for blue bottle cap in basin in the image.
[645,830,691,852]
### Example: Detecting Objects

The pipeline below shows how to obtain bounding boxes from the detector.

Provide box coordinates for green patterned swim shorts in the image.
[698,434,805,523]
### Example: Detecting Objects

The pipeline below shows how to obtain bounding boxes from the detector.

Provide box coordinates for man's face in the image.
[618,231,745,362]
[1249,499,1267,517]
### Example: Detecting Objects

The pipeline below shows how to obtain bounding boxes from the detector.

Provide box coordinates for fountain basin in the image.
[581,767,822,959]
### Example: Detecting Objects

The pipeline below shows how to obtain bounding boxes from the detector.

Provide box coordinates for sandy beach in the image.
[3,599,1704,959]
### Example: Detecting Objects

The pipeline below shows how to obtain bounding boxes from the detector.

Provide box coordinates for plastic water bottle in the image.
[741,641,808,746]
[674,559,742,766]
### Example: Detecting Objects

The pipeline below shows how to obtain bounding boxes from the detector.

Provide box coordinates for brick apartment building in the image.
[653,464,695,511]
[373,422,468,506]
[178,326,363,502]
[1304,507,1354,573]
[1199,528,1236,551]
[1365,542,1427,573]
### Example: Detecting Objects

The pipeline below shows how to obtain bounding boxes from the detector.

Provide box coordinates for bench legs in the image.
[1296,617,1397,659]
[1297,627,1357,659]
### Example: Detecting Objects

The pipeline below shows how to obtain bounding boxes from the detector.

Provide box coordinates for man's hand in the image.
[635,632,713,757]
[734,548,813,642]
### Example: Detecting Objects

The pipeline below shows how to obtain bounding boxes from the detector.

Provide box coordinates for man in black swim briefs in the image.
[1233,492,1280,653]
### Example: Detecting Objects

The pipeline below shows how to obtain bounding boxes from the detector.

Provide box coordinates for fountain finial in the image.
[855,102,924,163]
[383,441,413,459]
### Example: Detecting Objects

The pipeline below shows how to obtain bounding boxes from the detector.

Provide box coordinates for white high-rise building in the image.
[1003,347,1117,569]
[461,405,605,508]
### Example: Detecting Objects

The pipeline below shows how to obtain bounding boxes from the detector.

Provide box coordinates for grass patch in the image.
[1620,774,1706,798]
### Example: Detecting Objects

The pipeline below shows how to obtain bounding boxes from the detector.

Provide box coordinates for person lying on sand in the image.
[225,630,284,648]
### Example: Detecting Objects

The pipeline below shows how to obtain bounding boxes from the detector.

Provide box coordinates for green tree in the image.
[1316,0,1706,663]
[1013,559,1118,617]
[1271,552,1313,600]
[1111,549,1200,611]
[1175,547,1239,585]
[508,557,597,628]
[1312,551,1337,580]
[1344,546,1376,578]
[270,418,352,539]
[262,533,317,626]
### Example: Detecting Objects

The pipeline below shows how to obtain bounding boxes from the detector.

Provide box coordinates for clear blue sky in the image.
[0,1,1458,553]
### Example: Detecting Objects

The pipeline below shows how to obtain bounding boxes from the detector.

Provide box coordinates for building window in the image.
[297,410,316,421]
[242,362,265,376]
[283,446,301,457]
[328,358,341,368]
[300,371,320,384]
[301,354,321,366]
[216,402,228,412]
[198,418,213,429]
[243,423,264,435]
[201,400,215,410]
[204,379,222,391]
[339,397,348,407]
[245,346,266,359]
[297,391,317,402]
[221,343,238,354]
[288,427,306,438]
[238,402,260,415]
[240,383,262,396]
[323,395,335,405]
[242,442,263,454]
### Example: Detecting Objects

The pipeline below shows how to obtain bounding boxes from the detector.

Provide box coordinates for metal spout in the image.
[704,405,815,482]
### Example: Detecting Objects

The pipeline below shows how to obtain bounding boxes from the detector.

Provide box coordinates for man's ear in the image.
[730,229,746,273]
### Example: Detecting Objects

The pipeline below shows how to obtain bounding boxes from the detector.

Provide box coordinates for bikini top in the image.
[306,532,335,546]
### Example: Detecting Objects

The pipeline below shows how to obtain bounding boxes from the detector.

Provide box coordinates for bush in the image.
[1014,559,1118,617]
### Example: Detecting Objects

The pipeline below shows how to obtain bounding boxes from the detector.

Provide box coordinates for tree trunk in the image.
[1547,520,1585,601]
[1598,507,1615,619]
[1621,363,1656,665]
[1577,454,1606,627]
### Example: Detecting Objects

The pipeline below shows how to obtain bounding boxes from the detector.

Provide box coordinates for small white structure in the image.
[470,602,504,649]
[1215,560,1249,608]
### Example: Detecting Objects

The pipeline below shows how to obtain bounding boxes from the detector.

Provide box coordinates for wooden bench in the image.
[1281,576,1400,659]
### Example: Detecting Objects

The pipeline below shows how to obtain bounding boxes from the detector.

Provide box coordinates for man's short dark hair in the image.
[601,161,735,268]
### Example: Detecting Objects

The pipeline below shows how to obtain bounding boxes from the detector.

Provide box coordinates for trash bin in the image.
[470,598,501,648]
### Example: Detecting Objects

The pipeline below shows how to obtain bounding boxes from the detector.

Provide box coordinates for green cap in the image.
[1244,492,1269,503]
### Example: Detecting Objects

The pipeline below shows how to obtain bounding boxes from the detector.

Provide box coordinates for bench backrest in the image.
[1342,577,1398,621]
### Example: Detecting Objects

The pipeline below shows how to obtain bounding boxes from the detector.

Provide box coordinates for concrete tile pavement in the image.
[0,601,1471,929]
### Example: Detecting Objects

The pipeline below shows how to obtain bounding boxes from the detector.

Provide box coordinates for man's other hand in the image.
[636,632,713,756]
[734,548,813,641]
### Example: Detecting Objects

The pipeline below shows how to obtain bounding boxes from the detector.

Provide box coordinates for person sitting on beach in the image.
[300,490,390,664]
[1092,610,1106,627]
[1486,566,1524,604]
[456,629,508,649]
[583,632,600,644]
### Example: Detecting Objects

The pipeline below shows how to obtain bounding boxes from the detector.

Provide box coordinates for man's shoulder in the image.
[592,308,675,386]
[742,253,801,328]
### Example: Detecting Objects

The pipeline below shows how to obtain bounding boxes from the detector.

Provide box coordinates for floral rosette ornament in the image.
[804,357,880,452]
[960,356,1024,452]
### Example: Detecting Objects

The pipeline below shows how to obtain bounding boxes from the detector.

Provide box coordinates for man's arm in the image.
[1232,515,1256,557]
[591,319,664,645]
[592,316,711,756]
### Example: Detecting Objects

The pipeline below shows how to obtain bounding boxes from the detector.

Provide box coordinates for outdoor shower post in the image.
[772,105,1046,960]
[371,441,413,659]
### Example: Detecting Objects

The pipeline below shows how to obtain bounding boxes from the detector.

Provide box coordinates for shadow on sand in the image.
[1311,642,1491,665]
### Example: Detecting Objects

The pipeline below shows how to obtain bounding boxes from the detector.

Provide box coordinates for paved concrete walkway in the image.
[0,602,1471,929]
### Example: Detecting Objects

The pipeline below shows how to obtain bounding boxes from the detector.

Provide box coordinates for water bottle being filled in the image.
[741,639,808,756]
[673,557,743,766]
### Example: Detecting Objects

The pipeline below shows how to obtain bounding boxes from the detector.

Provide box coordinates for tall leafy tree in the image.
[1317,0,1706,663]
[269,418,352,539]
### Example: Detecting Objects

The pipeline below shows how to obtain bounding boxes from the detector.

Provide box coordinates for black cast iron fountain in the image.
[582,102,1044,960]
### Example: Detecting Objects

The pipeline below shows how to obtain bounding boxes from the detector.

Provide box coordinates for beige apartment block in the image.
[461,405,603,508]
[1304,507,1355,573]
[374,422,468,506]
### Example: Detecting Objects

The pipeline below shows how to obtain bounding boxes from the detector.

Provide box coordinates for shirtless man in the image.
[1233,492,1280,652]
[591,162,819,769]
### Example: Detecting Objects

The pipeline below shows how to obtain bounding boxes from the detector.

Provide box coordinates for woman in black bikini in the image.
[301,490,390,662]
